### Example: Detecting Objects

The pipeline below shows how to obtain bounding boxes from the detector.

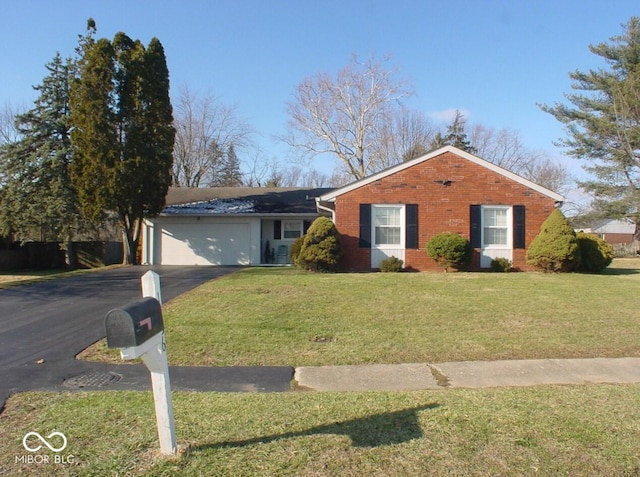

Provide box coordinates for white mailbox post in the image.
[104,271,177,455]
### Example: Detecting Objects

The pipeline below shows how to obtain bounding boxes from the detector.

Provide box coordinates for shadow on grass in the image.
[601,267,640,275]
[191,403,440,451]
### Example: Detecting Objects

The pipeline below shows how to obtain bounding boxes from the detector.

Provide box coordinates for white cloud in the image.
[428,108,472,123]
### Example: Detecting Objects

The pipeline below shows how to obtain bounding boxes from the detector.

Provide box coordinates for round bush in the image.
[576,232,614,273]
[489,257,513,272]
[526,209,581,272]
[426,233,472,272]
[380,256,403,272]
[297,217,343,272]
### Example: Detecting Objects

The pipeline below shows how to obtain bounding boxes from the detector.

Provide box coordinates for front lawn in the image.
[5,260,640,476]
[82,258,640,366]
[2,386,640,476]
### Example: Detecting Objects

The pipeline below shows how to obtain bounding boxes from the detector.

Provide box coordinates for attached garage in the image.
[142,187,331,266]
[156,219,253,265]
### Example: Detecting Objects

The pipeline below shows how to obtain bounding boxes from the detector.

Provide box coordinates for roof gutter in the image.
[315,199,336,222]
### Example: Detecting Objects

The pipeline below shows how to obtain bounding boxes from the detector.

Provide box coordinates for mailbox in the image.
[105,297,164,349]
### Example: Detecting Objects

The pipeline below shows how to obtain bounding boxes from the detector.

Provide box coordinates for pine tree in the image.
[541,17,640,236]
[213,144,242,186]
[430,110,477,154]
[0,53,82,265]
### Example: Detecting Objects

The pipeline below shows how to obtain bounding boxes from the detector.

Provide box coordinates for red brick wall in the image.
[603,233,635,245]
[334,151,558,271]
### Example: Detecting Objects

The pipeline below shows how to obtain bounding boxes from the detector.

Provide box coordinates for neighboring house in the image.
[142,187,331,266]
[143,146,564,270]
[578,219,636,245]
[316,145,564,271]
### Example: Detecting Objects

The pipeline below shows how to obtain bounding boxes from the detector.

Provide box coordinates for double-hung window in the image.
[482,207,510,247]
[373,205,403,247]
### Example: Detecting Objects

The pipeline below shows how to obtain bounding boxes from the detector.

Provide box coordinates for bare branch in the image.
[282,55,413,180]
[172,84,256,187]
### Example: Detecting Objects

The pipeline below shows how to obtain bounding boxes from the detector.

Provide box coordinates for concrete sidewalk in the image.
[294,358,640,392]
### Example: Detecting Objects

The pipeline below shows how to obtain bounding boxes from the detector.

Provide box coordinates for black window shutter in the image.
[274,220,281,240]
[513,205,526,249]
[405,204,419,249]
[359,204,371,248]
[470,205,482,248]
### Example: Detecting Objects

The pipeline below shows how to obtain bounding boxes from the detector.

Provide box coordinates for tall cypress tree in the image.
[69,38,118,223]
[70,31,175,264]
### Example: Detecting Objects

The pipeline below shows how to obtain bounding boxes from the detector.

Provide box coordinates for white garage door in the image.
[159,222,251,265]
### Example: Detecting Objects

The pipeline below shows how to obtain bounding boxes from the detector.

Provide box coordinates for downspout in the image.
[315,198,336,223]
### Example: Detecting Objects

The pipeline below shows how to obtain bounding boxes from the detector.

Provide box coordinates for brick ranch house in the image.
[315,145,564,271]
[142,146,564,271]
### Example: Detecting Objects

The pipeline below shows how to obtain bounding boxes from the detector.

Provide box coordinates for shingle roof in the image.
[163,187,333,215]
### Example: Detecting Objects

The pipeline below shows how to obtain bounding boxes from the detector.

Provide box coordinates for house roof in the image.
[318,145,565,203]
[162,187,333,215]
[591,218,636,234]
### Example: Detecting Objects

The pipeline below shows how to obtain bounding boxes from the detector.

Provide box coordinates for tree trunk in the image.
[121,215,142,265]
[65,238,78,270]
[122,228,135,265]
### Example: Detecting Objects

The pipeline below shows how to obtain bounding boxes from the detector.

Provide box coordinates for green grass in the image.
[6,260,640,475]
[82,258,640,366]
[2,386,640,476]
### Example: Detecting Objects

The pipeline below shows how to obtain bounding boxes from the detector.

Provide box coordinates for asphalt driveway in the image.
[0,266,292,411]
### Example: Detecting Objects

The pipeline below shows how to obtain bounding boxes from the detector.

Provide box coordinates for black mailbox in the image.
[105,297,164,348]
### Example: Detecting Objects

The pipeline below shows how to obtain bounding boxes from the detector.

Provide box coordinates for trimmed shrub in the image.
[380,256,403,272]
[526,209,581,272]
[489,257,513,272]
[290,235,304,265]
[426,233,473,272]
[297,217,343,272]
[576,232,614,273]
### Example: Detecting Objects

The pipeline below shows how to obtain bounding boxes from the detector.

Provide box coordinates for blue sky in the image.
[2,0,638,190]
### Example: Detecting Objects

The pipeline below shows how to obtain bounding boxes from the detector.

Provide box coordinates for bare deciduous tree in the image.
[283,55,413,180]
[470,124,533,171]
[519,156,571,195]
[469,123,571,193]
[375,106,438,165]
[0,102,23,145]
[172,85,255,187]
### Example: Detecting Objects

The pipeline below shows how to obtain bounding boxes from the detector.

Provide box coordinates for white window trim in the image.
[481,206,512,249]
[280,220,303,240]
[371,204,405,249]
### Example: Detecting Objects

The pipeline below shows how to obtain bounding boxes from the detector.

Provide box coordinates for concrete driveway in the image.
[0,266,292,411]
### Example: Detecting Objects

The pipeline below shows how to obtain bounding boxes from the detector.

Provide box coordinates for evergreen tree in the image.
[541,17,640,236]
[526,209,581,272]
[213,144,242,186]
[69,38,118,223]
[70,29,175,264]
[430,110,477,154]
[0,53,82,265]
[297,217,343,272]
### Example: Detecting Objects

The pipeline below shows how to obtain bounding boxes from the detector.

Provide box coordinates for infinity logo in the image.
[22,432,68,453]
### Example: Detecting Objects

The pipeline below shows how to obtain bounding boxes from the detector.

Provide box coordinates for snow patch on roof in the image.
[163,198,255,215]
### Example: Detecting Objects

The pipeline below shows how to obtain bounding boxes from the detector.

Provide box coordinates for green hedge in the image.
[426,233,472,272]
